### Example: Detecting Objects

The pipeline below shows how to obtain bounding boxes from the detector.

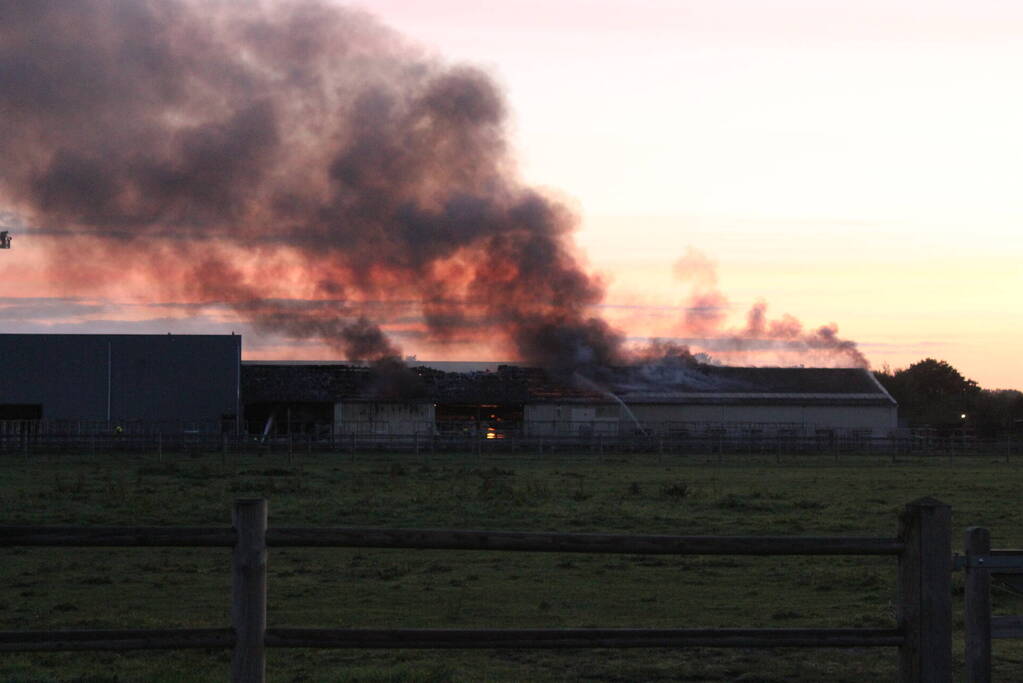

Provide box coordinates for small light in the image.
[960,413,967,419]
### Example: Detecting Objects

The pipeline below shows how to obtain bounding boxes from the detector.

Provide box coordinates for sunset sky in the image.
[370,0,1023,389]
[2,0,1021,389]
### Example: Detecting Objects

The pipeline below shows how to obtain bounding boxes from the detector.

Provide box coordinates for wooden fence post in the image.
[964,527,992,683]
[232,498,267,683]
[897,497,952,682]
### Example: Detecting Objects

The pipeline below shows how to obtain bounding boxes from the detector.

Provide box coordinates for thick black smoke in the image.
[0,0,623,373]
[0,0,863,375]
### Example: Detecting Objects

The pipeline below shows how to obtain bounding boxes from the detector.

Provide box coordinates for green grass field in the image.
[3,450,1023,682]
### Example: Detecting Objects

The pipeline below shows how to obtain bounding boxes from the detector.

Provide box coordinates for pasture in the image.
[3,450,1023,681]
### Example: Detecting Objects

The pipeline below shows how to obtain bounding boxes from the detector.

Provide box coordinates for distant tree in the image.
[971,389,1023,438]
[874,358,980,429]
[876,359,1023,435]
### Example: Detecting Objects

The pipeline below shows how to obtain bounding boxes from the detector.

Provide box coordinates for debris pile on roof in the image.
[242,363,893,405]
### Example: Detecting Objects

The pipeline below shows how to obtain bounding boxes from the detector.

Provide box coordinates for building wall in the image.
[630,403,897,435]
[335,402,435,435]
[799,405,897,434]
[524,403,620,437]
[0,334,240,426]
[525,401,897,437]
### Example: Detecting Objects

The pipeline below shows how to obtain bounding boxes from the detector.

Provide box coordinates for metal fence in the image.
[0,419,1017,458]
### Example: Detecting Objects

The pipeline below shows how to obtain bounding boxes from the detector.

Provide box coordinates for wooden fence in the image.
[1,498,952,682]
[958,528,1023,682]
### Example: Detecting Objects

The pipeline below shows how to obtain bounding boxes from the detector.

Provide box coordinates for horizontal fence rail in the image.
[0,527,904,555]
[0,527,237,547]
[0,627,907,652]
[1,498,952,683]
[263,529,906,555]
[0,629,235,652]
[264,627,906,649]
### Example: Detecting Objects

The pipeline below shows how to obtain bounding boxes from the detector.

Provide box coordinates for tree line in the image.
[874,359,1023,437]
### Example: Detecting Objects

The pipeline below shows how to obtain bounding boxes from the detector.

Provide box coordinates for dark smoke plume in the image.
[0,0,622,375]
[0,1,864,375]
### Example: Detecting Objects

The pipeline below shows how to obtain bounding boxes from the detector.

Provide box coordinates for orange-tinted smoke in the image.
[1,2,865,373]
[0,0,622,371]
[673,249,867,368]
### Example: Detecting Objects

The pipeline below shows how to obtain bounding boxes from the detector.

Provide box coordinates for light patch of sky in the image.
[362,0,1023,387]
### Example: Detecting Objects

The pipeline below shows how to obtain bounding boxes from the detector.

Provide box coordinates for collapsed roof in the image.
[241,362,895,406]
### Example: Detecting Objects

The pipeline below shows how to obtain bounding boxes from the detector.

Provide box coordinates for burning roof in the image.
[241,362,893,406]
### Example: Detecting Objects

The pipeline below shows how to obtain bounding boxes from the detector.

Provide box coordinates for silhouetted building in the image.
[0,334,240,430]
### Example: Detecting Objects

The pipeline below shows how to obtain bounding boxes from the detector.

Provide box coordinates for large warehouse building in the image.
[0,334,241,430]
[241,361,897,439]
[0,333,897,439]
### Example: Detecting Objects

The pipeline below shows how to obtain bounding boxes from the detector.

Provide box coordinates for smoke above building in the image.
[672,248,867,368]
[0,0,864,376]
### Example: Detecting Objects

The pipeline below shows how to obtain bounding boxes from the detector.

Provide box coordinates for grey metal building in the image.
[526,367,898,438]
[0,334,240,428]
